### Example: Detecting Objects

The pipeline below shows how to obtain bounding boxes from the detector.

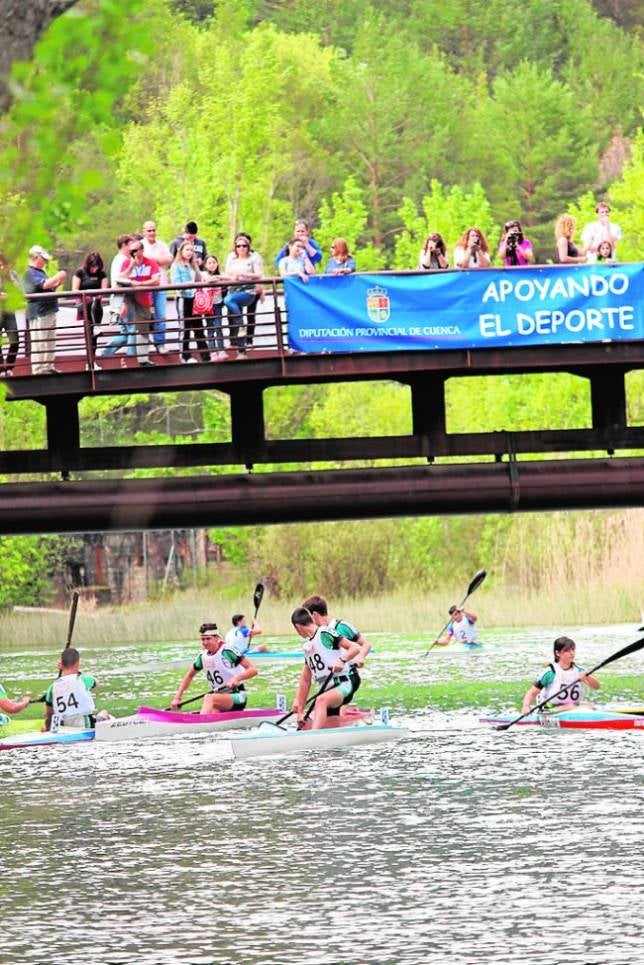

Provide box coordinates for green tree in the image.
[316,177,384,270]
[392,180,495,269]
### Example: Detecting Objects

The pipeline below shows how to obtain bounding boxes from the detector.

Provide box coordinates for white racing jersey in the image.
[449,615,478,643]
[196,646,244,692]
[303,626,344,684]
[50,674,96,731]
[539,662,585,706]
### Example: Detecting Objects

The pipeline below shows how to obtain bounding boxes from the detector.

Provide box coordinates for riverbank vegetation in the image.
[0,0,641,616]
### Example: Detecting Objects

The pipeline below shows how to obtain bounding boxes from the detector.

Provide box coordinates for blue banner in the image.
[285,264,644,353]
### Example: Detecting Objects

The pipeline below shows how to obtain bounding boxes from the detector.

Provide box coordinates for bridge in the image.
[2,266,643,533]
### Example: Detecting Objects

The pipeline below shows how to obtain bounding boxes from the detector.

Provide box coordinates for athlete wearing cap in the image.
[170,622,258,713]
[521,636,600,715]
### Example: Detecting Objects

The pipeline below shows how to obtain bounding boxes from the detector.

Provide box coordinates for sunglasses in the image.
[235,242,250,249]
[129,247,142,255]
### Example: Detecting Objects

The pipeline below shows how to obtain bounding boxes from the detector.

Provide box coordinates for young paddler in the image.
[171,622,258,714]
[290,606,361,730]
[521,636,600,715]
[43,647,108,731]
[302,594,372,697]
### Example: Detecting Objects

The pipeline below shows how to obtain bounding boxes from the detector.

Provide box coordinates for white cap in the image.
[29,244,52,261]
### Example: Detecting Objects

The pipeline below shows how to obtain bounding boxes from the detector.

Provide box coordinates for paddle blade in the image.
[467,569,487,598]
[253,582,265,616]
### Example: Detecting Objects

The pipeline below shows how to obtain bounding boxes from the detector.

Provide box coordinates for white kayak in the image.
[94,706,286,742]
[228,720,409,759]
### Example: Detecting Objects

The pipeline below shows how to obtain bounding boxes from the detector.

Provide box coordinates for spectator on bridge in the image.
[171,241,209,364]
[324,238,356,274]
[581,202,622,262]
[169,220,208,268]
[0,252,21,376]
[195,254,227,360]
[596,240,616,263]
[274,220,322,270]
[279,238,316,281]
[498,220,534,267]
[23,244,67,374]
[98,234,135,365]
[116,238,160,367]
[223,233,264,357]
[454,228,491,269]
[554,214,587,265]
[142,220,173,354]
[418,232,449,270]
[72,251,108,365]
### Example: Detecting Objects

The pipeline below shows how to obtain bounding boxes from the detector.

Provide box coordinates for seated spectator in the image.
[581,202,622,262]
[418,233,449,270]
[596,240,616,263]
[171,241,208,364]
[72,251,108,365]
[194,254,227,361]
[0,252,21,376]
[23,244,67,374]
[274,220,321,270]
[554,214,586,264]
[325,238,357,274]
[169,220,208,268]
[223,233,264,357]
[454,228,491,269]
[498,220,534,267]
[279,238,316,280]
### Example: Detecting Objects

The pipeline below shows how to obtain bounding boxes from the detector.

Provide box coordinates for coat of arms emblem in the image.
[366,285,390,323]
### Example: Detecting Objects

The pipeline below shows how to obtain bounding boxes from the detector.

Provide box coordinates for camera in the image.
[506,231,521,248]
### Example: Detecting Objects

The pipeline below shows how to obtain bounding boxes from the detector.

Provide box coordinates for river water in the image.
[1,623,643,965]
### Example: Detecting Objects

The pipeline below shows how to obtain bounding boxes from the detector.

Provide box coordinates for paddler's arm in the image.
[227,655,257,689]
[333,638,360,672]
[292,664,312,720]
[353,632,372,668]
[171,666,198,709]
[0,693,31,714]
[521,683,541,715]
[579,671,600,691]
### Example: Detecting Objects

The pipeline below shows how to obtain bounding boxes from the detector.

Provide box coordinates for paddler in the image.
[225,613,268,653]
[171,622,258,713]
[290,606,361,730]
[0,683,31,724]
[521,636,600,715]
[437,605,479,645]
[302,594,372,699]
[43,647,110,732]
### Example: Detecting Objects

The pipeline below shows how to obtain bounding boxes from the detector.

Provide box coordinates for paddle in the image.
[260,671,336,733]
[424,569,487,656]
[495,635,644,731]
[29,591,82,705]
[252,582,265,621]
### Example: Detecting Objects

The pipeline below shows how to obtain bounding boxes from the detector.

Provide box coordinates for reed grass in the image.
[0,574,640,650]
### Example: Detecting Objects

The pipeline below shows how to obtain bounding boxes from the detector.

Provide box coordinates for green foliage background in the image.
[0,0,642,608]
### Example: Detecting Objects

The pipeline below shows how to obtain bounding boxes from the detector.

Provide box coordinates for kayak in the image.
[0,726,95,751]
[462,641,483,651]
[0,706,289,750]
[482,707,644,731]
[228,717,409,759]
[94,705,286,741]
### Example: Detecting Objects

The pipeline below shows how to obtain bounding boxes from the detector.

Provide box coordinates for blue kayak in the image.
[0,728,95,751]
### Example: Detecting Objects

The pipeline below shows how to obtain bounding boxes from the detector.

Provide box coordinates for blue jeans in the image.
[223,289,255,349]
[204,303,224,352]
[152,289,166,347]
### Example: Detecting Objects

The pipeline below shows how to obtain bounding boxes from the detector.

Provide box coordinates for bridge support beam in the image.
[0,458,641,534]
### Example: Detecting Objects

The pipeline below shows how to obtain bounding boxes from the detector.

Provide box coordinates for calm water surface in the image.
[1,624,643,965]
